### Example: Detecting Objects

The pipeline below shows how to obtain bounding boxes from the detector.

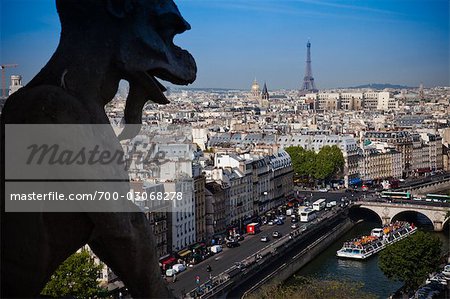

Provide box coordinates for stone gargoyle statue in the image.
[1,0,196,298]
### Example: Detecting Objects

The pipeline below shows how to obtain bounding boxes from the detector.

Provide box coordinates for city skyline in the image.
[1,0,449,90]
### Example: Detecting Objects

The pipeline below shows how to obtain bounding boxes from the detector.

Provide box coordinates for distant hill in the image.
[345,83,414,89]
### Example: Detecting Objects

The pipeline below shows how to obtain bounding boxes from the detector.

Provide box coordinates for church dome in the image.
[251,79,260,91]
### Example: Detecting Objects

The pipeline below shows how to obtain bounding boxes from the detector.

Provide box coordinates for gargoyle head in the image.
[56,0,197,138]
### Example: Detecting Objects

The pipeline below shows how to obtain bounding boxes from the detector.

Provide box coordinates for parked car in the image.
[210,245,223,254]
[276,219,284,225]
[272,231,282,238]
[165,268,175,277]
[260,235,269,242]
[172,263,187,273]
[235,234,244,241]
[442,265,450,276]
[291,223,298,229]
[268,220,274,226]
[426,274,448,285]
[226,241,240,248]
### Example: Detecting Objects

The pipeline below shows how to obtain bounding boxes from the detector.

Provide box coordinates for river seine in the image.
[294,220,449,298]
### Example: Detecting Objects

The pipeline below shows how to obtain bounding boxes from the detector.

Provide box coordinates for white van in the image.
[210,245,223,254]
[165,268,175,277]
[172,263,186,273]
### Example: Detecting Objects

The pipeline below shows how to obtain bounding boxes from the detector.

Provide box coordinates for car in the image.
[291,217,298,223]
[291,223,298,229]
[210,245,223,254]
[226,237,237,243]
[172,263,187,273]
[226,241,240,248]
[276,220,284,225]
[268,220,274,225]
[442,265,450,276]
[426,275,448,285]
[272,231,282,238]
[260,235,269,242]
[235,234,244,241]
[318,188,328,192]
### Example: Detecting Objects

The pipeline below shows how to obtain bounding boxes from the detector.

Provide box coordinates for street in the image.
[167,196,339,297]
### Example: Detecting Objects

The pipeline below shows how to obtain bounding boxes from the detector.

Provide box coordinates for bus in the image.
[300,208,317,222]
[425,194,450,203]
[381,191,412,200]
[246,223,261,234]
[312,199,327,211]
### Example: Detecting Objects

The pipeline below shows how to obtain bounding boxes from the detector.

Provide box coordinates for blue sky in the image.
[1,0,449,90]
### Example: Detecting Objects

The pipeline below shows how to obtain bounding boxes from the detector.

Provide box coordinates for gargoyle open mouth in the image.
[119,59,196,140]
[118,10,197,140]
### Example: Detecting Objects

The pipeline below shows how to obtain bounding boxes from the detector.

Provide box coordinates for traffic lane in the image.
[169,222,296,288]
[170,208,332,295]
[168,234,272,295]
[363,198,450,207]
[296,190,346,203]
[169,220,306,295]
[297,190,379,203]
[400,173,450,187]
[296,190,450,208]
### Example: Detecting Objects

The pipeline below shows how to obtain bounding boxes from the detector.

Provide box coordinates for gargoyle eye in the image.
[156,12,190,36]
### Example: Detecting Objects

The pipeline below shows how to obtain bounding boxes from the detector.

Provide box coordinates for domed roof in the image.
[251,79,260,91]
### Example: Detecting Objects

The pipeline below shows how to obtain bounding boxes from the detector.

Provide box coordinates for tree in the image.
[248,276,376,299]
[41,249,108,298]
[286,145,344,183]
[315,145,345,180]
[286,146,315,179]
[378,231,442,292]
[314,147,335,180]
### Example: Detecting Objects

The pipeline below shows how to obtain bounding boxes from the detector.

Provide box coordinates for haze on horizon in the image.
[1,0,449,90]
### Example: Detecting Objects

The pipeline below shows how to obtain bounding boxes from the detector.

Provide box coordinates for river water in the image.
[294,221,450,298]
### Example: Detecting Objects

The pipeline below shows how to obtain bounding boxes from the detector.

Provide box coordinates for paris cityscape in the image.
[1,0,449,299]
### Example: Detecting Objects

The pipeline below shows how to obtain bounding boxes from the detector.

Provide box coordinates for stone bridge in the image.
[354,201,450,231]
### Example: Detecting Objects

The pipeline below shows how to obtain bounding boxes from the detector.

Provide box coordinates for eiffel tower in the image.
[300,40,318,93]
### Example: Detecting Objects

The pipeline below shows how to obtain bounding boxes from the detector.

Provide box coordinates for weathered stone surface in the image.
[1,0,196,297]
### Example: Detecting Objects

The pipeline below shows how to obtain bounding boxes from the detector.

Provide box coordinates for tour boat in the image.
[336,222,417,260]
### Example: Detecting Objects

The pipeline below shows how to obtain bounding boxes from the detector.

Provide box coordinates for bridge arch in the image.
[391,210,433,229]
[355,201,449,231]
[443,216,450,230]
[348,206,382,225]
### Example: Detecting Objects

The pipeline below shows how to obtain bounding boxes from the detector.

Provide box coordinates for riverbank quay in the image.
[239,218,355,299]
[390,253,450,299]
[183,205,355,299]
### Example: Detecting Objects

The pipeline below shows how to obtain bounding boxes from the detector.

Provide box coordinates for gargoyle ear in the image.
[106,0,134,18]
